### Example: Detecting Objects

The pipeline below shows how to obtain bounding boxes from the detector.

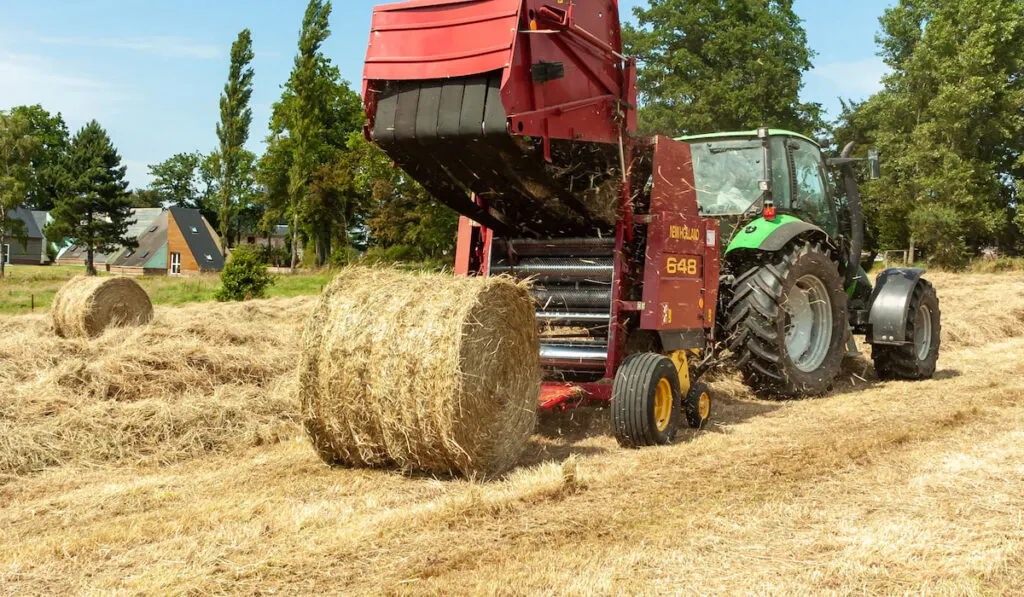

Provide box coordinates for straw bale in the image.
[52,276,153,338]
[298,268,541,478]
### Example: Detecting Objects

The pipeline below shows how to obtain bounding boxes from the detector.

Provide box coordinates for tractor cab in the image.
[681,130,839,241]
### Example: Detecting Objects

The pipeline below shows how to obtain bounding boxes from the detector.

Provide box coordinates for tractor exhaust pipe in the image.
[841,141,864,287]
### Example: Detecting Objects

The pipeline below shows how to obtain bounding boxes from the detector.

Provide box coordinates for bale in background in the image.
[299,268,541,478]
[52,276,154,338]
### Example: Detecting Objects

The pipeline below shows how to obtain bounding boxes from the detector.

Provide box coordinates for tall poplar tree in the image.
[284,0,333,270]
[47,121,134,276]
[213,28,256,251]
[624,0,823,136]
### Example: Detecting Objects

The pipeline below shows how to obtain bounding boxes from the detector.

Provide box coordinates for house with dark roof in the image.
[107,206,223,275]
[2,207,50,265]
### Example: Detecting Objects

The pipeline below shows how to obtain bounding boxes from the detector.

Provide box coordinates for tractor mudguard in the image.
[725,214,827,254]
[867,268,926,345]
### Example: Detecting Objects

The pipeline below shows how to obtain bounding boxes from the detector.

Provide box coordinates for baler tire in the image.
[611,353,681,448]
[725,241,848,397]
[872,280,941,380]
[684,381,712,429]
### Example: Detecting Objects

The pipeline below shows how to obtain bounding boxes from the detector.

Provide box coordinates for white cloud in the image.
[39,36,221,60]
[0,52,133,124]
[810,57,890,98]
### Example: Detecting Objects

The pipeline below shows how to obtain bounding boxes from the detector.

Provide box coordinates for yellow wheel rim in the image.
[698,392,711,421]
[654,378,673,432]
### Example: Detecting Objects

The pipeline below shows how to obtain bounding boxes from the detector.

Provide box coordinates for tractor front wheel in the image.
[611,353,682,448]
[872,280,941,380]
[726,242,849,397]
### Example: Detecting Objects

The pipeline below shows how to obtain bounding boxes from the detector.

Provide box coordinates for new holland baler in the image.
[363,0,718,445]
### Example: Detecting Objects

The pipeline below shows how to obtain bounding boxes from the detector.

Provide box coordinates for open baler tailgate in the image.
[363,0,636,238]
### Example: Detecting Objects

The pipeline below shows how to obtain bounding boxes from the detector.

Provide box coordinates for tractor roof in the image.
[676,129,820,147]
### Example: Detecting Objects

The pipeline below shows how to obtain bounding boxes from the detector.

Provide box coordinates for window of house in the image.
[140,251,149,258]
[149,226,158,233]
[204,254,213,262]
[2,244,9,265]
[170,252,181,274]
[190,226,199,234]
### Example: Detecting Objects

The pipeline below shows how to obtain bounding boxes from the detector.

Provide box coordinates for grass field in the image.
[1,271,1024,594]
[0,265,334,314]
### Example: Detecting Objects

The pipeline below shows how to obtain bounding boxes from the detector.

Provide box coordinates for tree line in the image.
[138,1,454,271]
[3,0,1021,276]
[0,0,454,278]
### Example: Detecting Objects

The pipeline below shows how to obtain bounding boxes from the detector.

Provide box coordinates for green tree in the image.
[216,244,275,301]
[255,133,293,237]
[9,105,69,210]
[129,188,164,208]
[850,0,1024,260]
[283,0,334,270]
[47,121,134,276]
[148,151,220,226]
[212,28,256,251]
[624,0,823,136]
[354,134,457,261]
[0,111,39,278]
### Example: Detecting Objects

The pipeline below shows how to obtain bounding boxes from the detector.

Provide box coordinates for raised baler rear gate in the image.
[363,0,718,410]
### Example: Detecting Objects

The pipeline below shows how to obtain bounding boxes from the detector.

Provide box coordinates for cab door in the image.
[786,138,838,237]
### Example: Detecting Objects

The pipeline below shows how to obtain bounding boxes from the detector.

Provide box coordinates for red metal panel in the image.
[702,218,721,333]
[454,216,475,276]
[640,136,714,332]
[364,0,522,81]
[648,136,698,215]
[504,0,632,144]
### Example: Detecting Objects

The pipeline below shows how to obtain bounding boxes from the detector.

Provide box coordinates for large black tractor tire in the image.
[611,353,682,448]
[872,280,941,380]
[726,242,849,397]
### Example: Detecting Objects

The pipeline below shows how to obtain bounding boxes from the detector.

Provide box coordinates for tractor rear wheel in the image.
[611,353,681,447]
[726,242,848,397]
[872,280,941,380]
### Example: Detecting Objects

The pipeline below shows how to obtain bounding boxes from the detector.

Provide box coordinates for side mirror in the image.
[868,149,881,180]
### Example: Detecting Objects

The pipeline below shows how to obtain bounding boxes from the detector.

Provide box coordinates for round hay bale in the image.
[52,276,154,338]
[298,267,541,478]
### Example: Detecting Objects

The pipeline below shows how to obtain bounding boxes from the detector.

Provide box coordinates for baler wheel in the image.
[684,382,712,429]
[611,353,681,448]
[872,279,941,380]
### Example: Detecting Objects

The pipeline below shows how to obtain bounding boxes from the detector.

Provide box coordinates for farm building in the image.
[2,207,50,265]
[106,207,224,275]
[240,224,288,249]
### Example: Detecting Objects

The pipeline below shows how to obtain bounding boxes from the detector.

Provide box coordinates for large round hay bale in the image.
[52,276,154,338]
[298,268,540,478]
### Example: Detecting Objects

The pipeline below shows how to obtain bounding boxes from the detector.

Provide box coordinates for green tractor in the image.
[684,128,941,396]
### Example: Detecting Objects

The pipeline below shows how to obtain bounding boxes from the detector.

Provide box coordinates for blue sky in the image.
[0,0,893,189]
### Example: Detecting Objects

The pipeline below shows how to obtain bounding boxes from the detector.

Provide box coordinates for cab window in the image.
[788,139,835,235]
[770,137,791,210]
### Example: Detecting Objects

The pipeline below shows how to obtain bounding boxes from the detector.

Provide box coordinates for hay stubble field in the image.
[2,271,1024,595]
